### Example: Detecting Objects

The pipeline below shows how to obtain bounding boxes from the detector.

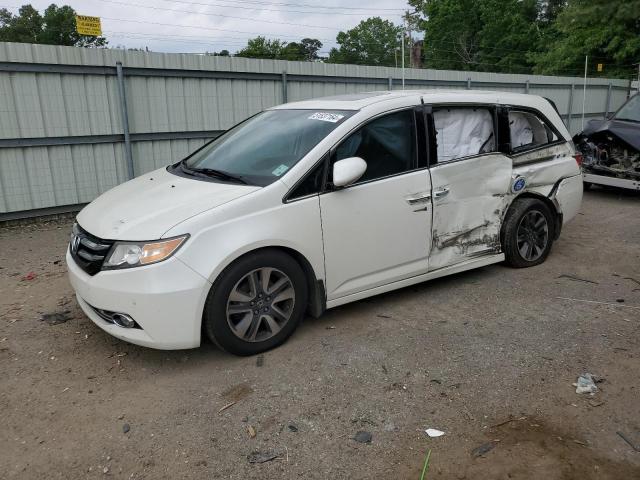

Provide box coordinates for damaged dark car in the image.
[574,93,640,190]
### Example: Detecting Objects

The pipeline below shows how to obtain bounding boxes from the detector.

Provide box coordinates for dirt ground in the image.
[1,187,639,480]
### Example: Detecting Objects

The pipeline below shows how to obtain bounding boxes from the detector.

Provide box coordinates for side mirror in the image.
[332,157,367,188]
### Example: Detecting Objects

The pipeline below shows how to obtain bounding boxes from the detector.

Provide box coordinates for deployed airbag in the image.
[433,108,495,162]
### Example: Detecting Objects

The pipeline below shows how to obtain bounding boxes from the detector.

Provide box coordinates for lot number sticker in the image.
[272,164,289,177]
[308,112,345,123]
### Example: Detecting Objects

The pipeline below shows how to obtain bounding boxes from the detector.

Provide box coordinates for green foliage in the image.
[408,0,540,73]
[530,0,640,78]
[235,36,322,61]
[327,17,401,66]
[0,4,107,47]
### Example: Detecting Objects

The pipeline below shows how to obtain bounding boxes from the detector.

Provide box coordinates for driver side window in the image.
[331,109,417,184]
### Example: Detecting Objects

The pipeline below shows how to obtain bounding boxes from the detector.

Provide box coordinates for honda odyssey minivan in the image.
[67,90,583,355]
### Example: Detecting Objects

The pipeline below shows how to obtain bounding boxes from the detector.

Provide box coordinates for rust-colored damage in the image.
[432,220,501,255]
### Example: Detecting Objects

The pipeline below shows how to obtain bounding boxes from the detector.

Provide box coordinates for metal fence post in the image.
[388,76,393,91]
[116,62,134,180]
[604,82,612,118]
[281,71,288,103]
[466,78,471,89]
[566,84,574,132]
[525,80,530,93]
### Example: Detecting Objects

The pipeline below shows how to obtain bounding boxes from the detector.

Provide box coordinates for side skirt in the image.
[326,253,505,309]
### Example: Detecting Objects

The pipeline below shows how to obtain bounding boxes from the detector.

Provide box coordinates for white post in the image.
[401,19,405,90]
[637,63,640,93]
[581,55,588,130]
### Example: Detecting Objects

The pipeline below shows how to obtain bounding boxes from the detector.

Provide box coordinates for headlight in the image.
[102,235,189,270]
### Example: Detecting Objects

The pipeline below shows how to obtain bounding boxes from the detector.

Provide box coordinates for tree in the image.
[235,36,289,59]
[328,17,401,66]
[530,0,640,78]
[0,4,107,47]
[300,38,322,61]
[235,36,322,61]
[408,0,540,73]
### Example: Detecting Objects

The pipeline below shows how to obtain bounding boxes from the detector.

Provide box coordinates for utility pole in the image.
[401,18,405,90]
[581,55,588,130]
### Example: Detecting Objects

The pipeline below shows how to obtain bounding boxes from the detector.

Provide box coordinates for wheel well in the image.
[501,193,562,244]
[228,246,325,319]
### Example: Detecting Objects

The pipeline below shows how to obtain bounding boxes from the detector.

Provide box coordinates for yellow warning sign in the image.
[597,63,603,72]
[76,15,102,36]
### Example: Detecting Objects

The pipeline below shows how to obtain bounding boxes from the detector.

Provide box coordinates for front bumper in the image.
[66,249,210,349]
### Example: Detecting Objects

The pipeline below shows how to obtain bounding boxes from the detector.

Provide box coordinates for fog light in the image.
[111,313,136,328]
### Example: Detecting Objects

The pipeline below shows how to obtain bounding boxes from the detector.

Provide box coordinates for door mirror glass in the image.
[332,157,367,188]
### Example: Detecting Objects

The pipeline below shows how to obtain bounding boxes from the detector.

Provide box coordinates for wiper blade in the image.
[189,165,249,184]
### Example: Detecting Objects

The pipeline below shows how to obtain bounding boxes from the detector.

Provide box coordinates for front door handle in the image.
[434,187,450,199]
[405,192,431,205]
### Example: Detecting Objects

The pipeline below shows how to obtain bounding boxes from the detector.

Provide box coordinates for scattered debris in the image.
[617,431,640,452]
[21,272,37,281]
[557,274,598,285]
[287,424,298,433]
[218,401,236,414]
[425,428,445,438]
[616,298,625,303]
[556,297,640,310]
[377,314,391,319]
[588,399,605,407]
[572,439,588,446]
[247,425,256,438]
[471,442,495,457]
[490,416,525,428]
[40,311,71,325]
[381,364,388,374]
[325,325,336,329]
[103,466,109,474]
[354,431,372,443]
[122,423,130,434]
[256,355,264,367]
[430,379,442,385]
[573,373,598,395]
[247,451,278,464]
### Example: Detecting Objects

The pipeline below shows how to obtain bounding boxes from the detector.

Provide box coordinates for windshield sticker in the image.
[272,164,289,177]
[308,112,345,123]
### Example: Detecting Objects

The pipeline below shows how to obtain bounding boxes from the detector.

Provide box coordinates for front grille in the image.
[70,223,114,275]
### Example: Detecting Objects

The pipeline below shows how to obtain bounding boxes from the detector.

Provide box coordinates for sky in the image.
[9,0,412,55]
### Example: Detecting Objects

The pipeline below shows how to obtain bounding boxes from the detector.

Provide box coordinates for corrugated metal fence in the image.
[0,42,633,220]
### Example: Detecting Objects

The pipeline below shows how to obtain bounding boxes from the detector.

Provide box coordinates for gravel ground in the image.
[1,187,639,480]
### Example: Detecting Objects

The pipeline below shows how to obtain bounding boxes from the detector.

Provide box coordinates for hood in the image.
[581,118,640,151]
[76,167,260,240]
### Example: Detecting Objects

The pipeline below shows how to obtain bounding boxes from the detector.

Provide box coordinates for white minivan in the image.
[67,90,583,355]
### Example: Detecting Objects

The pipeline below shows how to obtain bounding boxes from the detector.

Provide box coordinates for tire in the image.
[203,249,308,356]
[583,181,592,191]
[502,198,555,268]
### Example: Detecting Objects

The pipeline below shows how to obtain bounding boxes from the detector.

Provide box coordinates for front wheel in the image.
[203,250,308,356]
[502,198,555,268]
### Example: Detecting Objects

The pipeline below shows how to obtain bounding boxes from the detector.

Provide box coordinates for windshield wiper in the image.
[613,117,640,123]
[179,161,249,185]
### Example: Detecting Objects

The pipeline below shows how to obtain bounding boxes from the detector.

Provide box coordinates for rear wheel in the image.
[203,250,308,356]
[502,198,555,268]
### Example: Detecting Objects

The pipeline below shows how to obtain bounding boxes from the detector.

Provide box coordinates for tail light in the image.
[573,152,583,166]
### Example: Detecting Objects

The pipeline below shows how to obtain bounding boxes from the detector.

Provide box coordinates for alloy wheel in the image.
[226,268,296,342]
[516,210,549,262]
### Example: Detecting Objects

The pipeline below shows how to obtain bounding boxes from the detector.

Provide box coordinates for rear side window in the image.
[432,107,496,162]
[331,109,416,184]
[508,111,559,153]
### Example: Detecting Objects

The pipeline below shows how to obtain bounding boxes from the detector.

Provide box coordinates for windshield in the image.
[179,109,354,186]
[614,94,640,123]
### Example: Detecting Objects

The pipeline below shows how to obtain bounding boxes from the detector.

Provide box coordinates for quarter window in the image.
[432,107,496,162]
[331,110,416,184]
[508,110,559,152]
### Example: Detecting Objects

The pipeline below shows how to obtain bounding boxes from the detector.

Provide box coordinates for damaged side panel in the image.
[429,154,512,271]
